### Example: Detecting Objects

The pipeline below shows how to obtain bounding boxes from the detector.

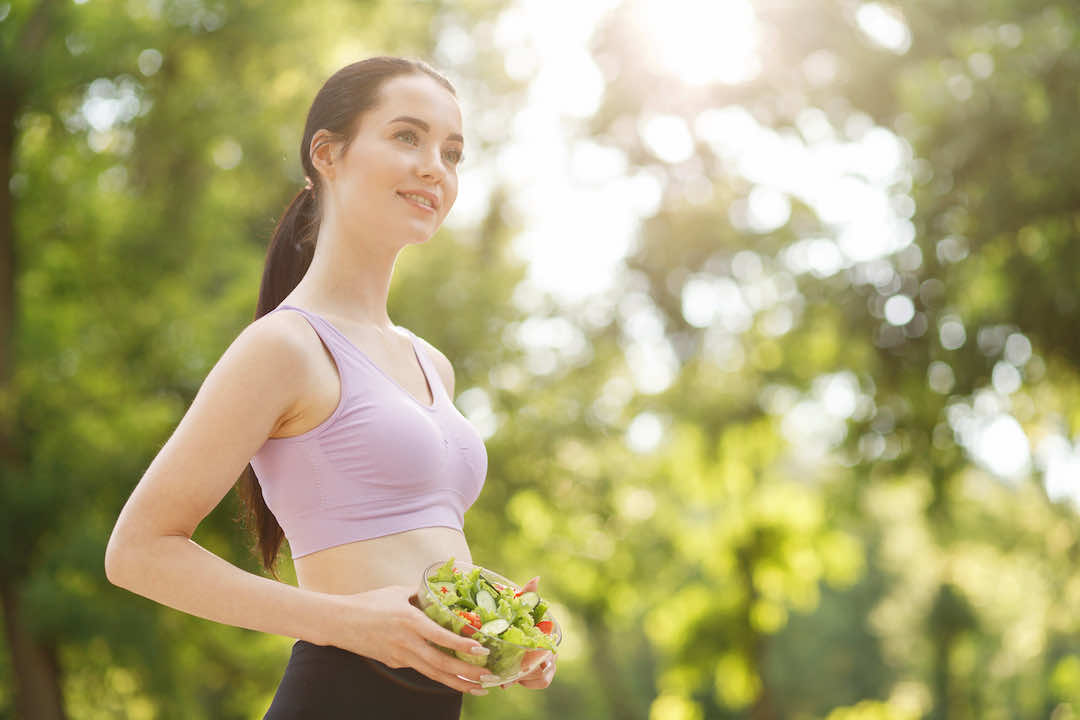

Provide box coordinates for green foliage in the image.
[825,700,919,720]
[7,0,1080,717]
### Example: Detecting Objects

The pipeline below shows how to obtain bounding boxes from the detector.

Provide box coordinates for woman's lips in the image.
[398,192,436,214]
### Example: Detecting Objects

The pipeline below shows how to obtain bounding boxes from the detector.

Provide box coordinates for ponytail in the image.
[257,185,320,314]
[234,185,320,579]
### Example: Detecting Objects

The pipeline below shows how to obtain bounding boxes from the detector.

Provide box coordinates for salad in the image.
[420,557,558,677]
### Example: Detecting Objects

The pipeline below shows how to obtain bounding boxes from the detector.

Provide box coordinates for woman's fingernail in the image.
[469,646,490,655]
[470,688,488,696]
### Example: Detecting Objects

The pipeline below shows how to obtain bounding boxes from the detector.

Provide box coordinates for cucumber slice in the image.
[517,591,540,610]
[476,589,497,614]
[479,618,510,635]
[479,576,504,599]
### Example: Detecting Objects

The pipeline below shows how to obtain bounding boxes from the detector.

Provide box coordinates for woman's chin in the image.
[408,225,441,243]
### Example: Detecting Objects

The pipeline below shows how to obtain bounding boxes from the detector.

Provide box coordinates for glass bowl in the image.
[417,559,562,688]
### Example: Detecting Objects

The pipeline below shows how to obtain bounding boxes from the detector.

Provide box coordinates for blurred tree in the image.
[572,0,1080,718]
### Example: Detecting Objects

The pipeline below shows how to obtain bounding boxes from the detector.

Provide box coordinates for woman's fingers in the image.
[413,656,485,694]
[414,659,482,694]
[409,613,494,683]
[411,608,489,659]
[339,584,494,694]
[409,638,491,693]
[420,637,490,680]
[501,656,557,690]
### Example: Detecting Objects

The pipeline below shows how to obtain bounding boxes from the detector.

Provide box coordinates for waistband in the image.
[291,640,462,696]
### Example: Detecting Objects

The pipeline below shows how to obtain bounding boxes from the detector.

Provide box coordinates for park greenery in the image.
[2,0,1079,718]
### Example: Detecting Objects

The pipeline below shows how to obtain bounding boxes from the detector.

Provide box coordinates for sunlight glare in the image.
[1039,435,1080,507]
[640,114,695,163]
[632,0,760,86]
[626,412,665,453]
[975,414,1031,480]
[745,186,791,233]
[855,2,912,54]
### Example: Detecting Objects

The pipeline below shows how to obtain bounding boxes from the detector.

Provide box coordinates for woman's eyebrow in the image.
[388,115,464,144]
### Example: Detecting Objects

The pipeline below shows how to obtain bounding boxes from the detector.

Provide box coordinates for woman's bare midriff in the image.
[292,526,473,596]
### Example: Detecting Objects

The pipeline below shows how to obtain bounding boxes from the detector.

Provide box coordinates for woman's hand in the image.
[330,584,497,695]
[500,654,557,689]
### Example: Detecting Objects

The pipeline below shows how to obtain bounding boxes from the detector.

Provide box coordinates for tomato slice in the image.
[536,620,553,634]
[455,609,482,633]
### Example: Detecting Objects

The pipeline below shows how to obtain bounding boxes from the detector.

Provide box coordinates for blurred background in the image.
[3,0,1080,717]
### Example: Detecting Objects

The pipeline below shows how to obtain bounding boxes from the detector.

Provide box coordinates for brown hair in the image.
[234,56,457,578]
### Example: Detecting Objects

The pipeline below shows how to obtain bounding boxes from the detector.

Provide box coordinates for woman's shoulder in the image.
[247,307,325,356]
[226,309,334,392]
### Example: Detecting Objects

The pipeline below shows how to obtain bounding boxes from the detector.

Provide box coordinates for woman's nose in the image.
[416,149,446,182]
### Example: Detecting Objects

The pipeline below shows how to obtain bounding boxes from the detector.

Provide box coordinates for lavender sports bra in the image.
[249,305,487,558]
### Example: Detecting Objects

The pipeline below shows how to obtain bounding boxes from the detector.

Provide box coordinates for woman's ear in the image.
[309,130,338,183]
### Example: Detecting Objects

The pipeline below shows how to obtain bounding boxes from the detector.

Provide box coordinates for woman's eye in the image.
[395,129,462,165]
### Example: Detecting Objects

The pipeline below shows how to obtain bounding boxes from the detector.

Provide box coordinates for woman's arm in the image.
[104,313,339,646]
[106,533,343,645]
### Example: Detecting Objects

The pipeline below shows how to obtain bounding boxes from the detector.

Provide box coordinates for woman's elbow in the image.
[104,528,136,587]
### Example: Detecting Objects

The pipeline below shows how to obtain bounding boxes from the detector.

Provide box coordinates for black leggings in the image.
[262,640,463,719]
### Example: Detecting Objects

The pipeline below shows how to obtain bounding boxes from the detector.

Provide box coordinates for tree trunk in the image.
[736,543,778,720]
[748,632,777,720]
[0,90,13,390]
[0,55,16,459]
[585,607,644,720]
[2,7,66,716]
[1,581,67,720]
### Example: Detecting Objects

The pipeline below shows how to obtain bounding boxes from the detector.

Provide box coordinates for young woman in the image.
[104,56,556,718]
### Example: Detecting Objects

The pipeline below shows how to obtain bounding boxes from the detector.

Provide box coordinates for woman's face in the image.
[315,73,464,247]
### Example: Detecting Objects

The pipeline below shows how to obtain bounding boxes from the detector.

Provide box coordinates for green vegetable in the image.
[476,588,497,613]
[422,557,559,666]
[480,618,510,634]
